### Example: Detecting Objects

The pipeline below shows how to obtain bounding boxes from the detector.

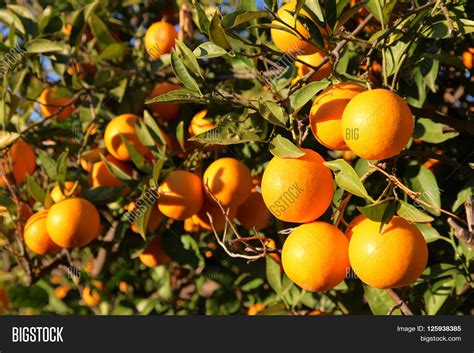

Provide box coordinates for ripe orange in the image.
[104,114,150,161]
[0,139,36,186]
[38,87,74,121]
[282,222,350,292]
[157,170,204,220]
[126,202,163,234]
[194,199,237,232]
[83,280,104,307]
[118,281,130,294]
[295,52,331,82]
[184,216,201,233]
[462,48,473,69]
[237,178,272,231]
[261,148,334,223]
[24,210,61,255]
[307,310,332,315]
[144,21,178,60]
[148,82,182,121]
[54,286,70,300]
[271,1,320,55]
[188,109,215,137]
[46,197,101,248]
[348,215,428,288]
[247,303,266,315]
[310,82,366,151]
[80,147,107,172]
[203,158,253,207]
[139,236,170,267]
[90,155,133,188]
[265,238,281,266]
[50,181,82,203]
[341,89,414,160]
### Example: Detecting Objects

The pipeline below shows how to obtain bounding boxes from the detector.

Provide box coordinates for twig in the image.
[447,196,474,250]
[385,289,414,315]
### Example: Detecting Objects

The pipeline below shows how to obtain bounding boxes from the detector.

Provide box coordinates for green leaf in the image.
[404,165,441,216]
[93,43,127,63]
[170,50,202,93]
[134,202,153,239]
[145,88,202,105]
[258,99,288,128]
[120,136,151,174]
[423,277,454,315]
[88,13,116,50]
[452,177,474,212]
[324,159,370,199]
[209,10,232,50]
[266,255,282,294]
[324,0,337,28]
[358,199,399,223]
[25,39,64,53]
[151,159,166,188]
[37,150,57,180]
[163,233,203,269]
[259,303,290,315]
[174,40,202,78]
[143,111,168,148]
[221,10,269,29]
[176,120,186,152]
[193,42,228,59]
[56,150,68,184]
[335,1,368,32]
[110,79,128,103]
[289,80,330,113]
[0,9,26,34]
[397,200,434,223]
[364,286,401,315]
[80,186,123,205]
[268,135,305,158]
[26,175,45,204]
[189,122,261,145]
[192,0,211,33]
[304,0,324,23]
[8,284,49,309]
[413,118,458,143]
[416,223,442,243]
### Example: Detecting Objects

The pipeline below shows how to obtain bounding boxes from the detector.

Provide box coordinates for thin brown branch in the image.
[385,289,414,315]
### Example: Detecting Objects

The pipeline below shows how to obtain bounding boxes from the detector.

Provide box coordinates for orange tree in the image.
[0,0,473,315]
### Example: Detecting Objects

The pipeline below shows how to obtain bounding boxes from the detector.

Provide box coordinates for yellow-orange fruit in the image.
[127,202,163,234]
[144,21,178,60]
[24,210,61,255]
[310,82,366,151]
[237,178,272,231]
[46,197,101,248]
[341,89,414,160]
[139,236,170,267]
[54,286,70,300]
[265,238,281,266]
[194,199,237,232]
[83,280,104,307]
[104,114,150,161]
[50,181,82,203]
[184,216,201,233]
[271,1,320,55]
[38,87,74,121]
[203,158,253,207]
[188,109,215,137]
[90,155,133,188]
[0,139,36,186]
[295,52,331,82]
[148,82,182,121]
[348,215,428,288]
[80,147,107,172]
[261,148,334,223]
[247,303,266,316]
[157,170,204,220]
[282,222,350,292]
[462,48,473,69]
[118,281,130,294]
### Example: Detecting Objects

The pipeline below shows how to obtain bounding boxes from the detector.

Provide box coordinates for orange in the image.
[80,147,107,172]
[46,197,101,248]
[38,87,74,121]
[54,286,70,300]
[139,236,171,267]
[104,114,150,161]
[194,199,237,232]
[50,181,82,203]
[341,89,414,160]
[118,281,130,294]
[247,303,266,315]
[83,280,104,307]
[308,310,332,315]
[203,158,253,207]
[237,177,272,231]
[309,82,366,151]
[148,82,182,121]
[157,170,204,220]
[126,202,163,234]
[295,52,331,82]
[261,148,334,223]
[348,215,428,288]
[24,210,61,255]
[271,1,320,55]
[188,109,215,137]
[90,155,133,188]
[184,216,201,233]
[66,62,96,80]
[265,238,281,266]
[282,222,350,292]
[0,139,36,186]
[462,48,473,69]
[144,21,178,60]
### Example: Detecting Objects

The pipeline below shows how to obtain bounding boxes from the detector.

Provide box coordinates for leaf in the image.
[120,136,151,174]
[37,150,57,180]
[304,0,324,23]
[176,120,186,152]
[452,177,474,212]
[145,88,202,105]
[364,286,401,315]
[93,43,127,63]
[162,233,203,269]
[324,159,370,199]
[289,80,330,113]
[88,13,116,50]
[209,10,232,50]
[259,303,290,315]
[268,135,305,158]
[413,118,458,144]
[0,131,19,148]
[423,278,455,315]
[110,79,128,103]
[335,1,368,32]
[192,0,211,33]
[397,200,434,223]
[416,223,442,243]
[80,186,123,205]
[0,9,25,34]
[193,42,228,59]
[189,122,261,145]
[134,202,153,239]
[56,150,68,184]
[101,154,133,182]
[266,255,282,295]
[7,284,49,309]
[174,40,202,78]
[404,165,441,216]
[143,111,168,148]
[221,10,269,29]
[26,175,45,204]
[151,159,166,187]
[324,0,337,29]
[258,99,288,128]
[357,199,399,222]
[25,39,64,53]
[170,50,202,93]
